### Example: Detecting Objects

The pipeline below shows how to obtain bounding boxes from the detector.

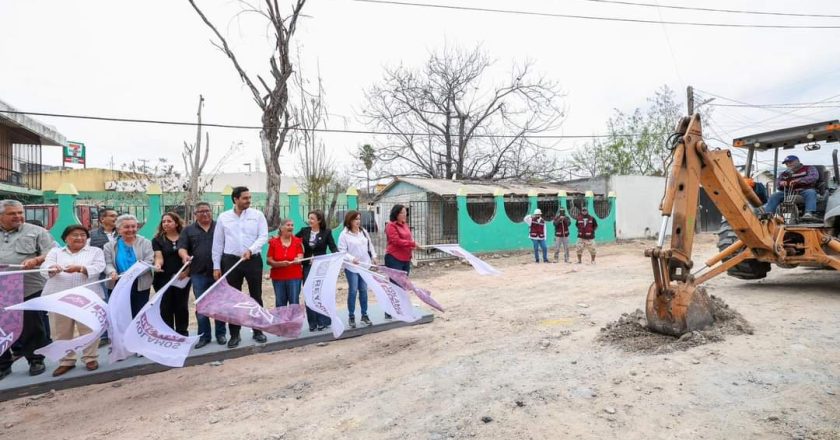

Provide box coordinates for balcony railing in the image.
[0,144,43,190]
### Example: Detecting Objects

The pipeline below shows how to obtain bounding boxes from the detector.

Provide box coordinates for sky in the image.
[1,0,839,180]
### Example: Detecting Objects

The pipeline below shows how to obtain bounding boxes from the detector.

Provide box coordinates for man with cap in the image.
[575,207,598,264]
[763,155,820,222]
[553,208,572,263]
[523,209,549,263]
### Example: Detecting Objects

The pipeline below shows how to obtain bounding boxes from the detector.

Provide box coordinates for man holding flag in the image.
[0,200,54,379]
[211,187,269,348]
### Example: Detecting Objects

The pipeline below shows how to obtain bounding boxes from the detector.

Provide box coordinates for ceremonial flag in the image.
[0,273,23,355]
[107,262,151,362]
[124,264,198,367]
[7,287,107,362]
[350,264,421,323]
[376,266,444,313]
[301,252,346,338]
[430,244,501,275]
[196,279,305,339]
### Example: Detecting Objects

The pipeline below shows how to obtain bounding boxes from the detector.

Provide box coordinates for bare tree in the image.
[187,0,306,228]
[182,95,210,210]
[363,45,565,181]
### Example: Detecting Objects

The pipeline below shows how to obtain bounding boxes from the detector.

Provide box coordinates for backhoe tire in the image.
[717,221,771,280]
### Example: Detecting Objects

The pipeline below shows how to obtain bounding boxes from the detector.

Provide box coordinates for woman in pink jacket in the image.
[383,204,416,319]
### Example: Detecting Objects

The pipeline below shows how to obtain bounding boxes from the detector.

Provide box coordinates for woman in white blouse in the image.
[337,210,377,329]
[41,224,106,376]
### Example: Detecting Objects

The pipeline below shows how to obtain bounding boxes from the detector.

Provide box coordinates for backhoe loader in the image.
[645,115,840,336]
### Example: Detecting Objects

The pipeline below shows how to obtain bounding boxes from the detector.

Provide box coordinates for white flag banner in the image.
[7,287,107,362]
[301,252,346,338]
[431,244,502,276]
[124,262,197,367]
[170,276,190,289]
[352,264,421,323]
[107,262,151,363]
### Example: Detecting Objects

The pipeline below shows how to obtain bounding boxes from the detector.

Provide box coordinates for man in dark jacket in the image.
[552,208,571,263]
[763,155,820,222]
[88,208,117,347]
[575,207,598,264]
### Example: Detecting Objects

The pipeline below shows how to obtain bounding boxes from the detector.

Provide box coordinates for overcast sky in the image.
[2,0,839,179]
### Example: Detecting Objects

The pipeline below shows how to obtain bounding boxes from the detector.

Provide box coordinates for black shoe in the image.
[227,335,241,348]
[384,313,392,320]
[801,213,820,223]
[309,325,317,332]
[349,316,356,329]
[253,332,267,343]
[0,366,11,381]
[216,335,227,345]
[316,325,325,331]
[195,339,210,349]
[361,315,372,326]
[98,337,111,348]
[29,360,46,376]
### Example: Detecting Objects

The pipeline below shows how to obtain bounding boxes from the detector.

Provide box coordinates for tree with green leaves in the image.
[358,144,376,199]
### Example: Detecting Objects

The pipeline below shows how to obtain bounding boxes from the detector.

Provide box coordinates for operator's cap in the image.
[533,208,542,215]
[782,155,799,164]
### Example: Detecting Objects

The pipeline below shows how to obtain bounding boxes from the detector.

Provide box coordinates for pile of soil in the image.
[598,295,754,354]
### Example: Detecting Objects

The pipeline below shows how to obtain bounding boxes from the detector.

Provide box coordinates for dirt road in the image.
[1,236,838,440]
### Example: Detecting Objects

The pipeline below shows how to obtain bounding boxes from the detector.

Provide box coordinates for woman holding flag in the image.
[383,204,417,320]
[338,210,377,328]
[42,225,105,376]
[104,214,154,318]
[267,218,304,308]
[296,210,338,332]
[153,212,191,337]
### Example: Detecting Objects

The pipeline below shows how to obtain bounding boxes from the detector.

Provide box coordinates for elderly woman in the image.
[267,218,304,308]
[41,225,106,376]
[384,204,416,320]
[104,214,154,317]
[153,212,191,336]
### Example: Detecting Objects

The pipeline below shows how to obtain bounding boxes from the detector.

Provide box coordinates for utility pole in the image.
[687,85,695,115]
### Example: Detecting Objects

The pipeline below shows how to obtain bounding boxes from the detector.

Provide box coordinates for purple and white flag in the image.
[0,273,24,356]
[376,266,444,313]
[301,252,346,338]
[352,265,421,323]
[431,244,502,276]
[196,279,305,339]
[124,264,198,367]
[107,262,151,363]
[7,287,107,362]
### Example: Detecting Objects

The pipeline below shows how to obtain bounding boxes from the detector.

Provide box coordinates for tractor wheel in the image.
[717,221,771,280]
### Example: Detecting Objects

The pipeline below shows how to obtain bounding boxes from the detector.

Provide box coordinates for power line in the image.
[709,103,840,109]
[352,0,840,29]
[0,109,626,140]
[575,0,840,19]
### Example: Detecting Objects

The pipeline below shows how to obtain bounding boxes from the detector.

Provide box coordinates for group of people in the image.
[0,187,419,380]
[523,207,598,264]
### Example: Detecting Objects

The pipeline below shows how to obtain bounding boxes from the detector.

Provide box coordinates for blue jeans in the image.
[764,188,817,214]
[344,269,368,318]
[191,274,227,341]
[273,279,302,307]
[384,254,411,275]
[532,239,548,262]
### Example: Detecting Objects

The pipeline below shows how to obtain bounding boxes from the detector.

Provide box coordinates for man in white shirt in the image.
[211,186,269,348]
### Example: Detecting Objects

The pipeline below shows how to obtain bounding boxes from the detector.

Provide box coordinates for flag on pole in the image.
[430,244,502,275]
[349,264,421,323]
[376,266,444,313]
[106,262,150,363]
[123,264,198,367]
[7,287,107,362]
[195,279,305,339]
[0,273,24,356]
[301,252,346,338]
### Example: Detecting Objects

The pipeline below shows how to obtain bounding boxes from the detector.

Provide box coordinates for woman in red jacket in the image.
[267,218,304,307]
[383,204,417,319]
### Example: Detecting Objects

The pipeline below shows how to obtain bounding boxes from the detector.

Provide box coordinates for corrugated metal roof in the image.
[0,98,66,146]
[380,177,578,197]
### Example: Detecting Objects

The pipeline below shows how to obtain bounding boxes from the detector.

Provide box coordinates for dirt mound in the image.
[598,296,753,354]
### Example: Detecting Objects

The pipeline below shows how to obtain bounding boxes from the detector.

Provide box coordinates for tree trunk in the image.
[261,132,282,230]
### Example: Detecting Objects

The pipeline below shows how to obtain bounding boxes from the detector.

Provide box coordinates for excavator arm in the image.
[645,114,782,335]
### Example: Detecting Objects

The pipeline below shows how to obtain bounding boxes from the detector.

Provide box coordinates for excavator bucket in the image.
[645,283,714,336]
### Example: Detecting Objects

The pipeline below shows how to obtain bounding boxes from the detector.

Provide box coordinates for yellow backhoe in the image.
[645,114,840,336]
